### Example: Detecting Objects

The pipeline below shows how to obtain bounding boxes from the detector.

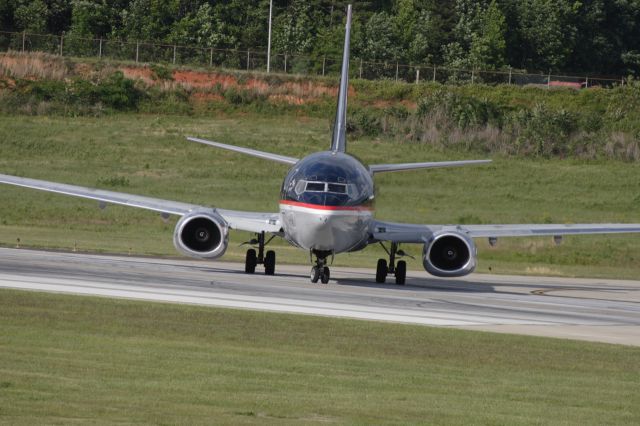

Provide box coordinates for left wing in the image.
[372,220,640,243]
[0,173,281,234]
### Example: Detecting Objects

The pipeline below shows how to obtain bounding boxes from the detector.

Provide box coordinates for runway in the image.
[1,247,639,346]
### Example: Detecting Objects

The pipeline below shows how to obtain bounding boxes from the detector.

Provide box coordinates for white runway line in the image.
[0,273,555,326]
[1,248,639,345]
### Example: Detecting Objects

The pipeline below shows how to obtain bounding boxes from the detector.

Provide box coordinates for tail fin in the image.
[330,4,352,153]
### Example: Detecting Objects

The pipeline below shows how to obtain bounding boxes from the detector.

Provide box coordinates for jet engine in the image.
[173,210,228,259]
[422,231,476,277]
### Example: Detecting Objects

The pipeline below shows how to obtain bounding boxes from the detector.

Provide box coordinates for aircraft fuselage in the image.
[279,151,374,254]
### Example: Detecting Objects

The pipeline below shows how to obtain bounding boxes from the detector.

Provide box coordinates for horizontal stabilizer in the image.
[187,137,299,165]
[369,159,492,174]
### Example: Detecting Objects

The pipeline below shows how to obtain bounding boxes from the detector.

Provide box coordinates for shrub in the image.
[96,71,142,110]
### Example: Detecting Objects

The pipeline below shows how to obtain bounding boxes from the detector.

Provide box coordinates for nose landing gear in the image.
[243,231,276,275]
[310,250,331,284]
[376,242,409,285]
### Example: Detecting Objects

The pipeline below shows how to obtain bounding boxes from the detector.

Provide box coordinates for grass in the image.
[0,289,639,424]
[0,114,639,279]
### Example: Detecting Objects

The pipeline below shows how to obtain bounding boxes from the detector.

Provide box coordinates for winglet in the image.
[330,4,352,153]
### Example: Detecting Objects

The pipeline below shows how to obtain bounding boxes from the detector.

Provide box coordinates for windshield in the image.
[281,152,374,207]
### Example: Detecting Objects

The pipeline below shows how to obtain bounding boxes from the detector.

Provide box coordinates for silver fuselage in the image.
[279,151,374,254]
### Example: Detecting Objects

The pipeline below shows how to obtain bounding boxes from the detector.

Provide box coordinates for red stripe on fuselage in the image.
[279,200,373,211]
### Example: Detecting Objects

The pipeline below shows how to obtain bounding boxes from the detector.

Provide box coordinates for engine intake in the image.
[173,210,228,259]
[423,232,476,277]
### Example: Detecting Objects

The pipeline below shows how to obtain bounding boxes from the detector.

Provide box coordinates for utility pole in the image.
[267,0,273,73]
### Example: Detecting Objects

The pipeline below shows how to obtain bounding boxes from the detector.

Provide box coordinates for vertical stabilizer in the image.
[330,4,352,153]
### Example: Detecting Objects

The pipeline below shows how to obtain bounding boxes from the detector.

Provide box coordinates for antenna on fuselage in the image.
[330,4,352,154]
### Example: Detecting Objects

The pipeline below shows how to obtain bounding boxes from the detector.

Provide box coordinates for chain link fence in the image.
[0,30,626,88]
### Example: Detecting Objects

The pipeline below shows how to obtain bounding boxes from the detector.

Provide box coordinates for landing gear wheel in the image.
[320,267,330,284]
[395,260,406,285]
[245,249,257,274]
[310,266,321,283]
[264,250,276,275]
[376,259,388,283]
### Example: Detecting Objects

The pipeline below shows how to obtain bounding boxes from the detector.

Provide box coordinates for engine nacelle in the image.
[422,231,477,277]
[173,210,229,259]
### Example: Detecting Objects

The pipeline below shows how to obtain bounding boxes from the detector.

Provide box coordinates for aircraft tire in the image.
[264,250,276,275]
[321,267,330,284]
[376,259,388,283]
[395,260,406,285]
[310,266,321,283]
[245,249,257,274]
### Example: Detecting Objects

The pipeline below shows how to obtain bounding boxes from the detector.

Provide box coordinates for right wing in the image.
[372,220,640,243]
[0,173,281,234]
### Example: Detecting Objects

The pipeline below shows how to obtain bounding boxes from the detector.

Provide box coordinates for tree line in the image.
[1,0,639,76]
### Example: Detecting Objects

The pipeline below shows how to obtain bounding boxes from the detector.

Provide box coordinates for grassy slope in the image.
[0,289,639,425]
[0,114,639,278]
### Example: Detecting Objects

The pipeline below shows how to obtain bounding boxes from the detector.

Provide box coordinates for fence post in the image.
[547,71,551,88]
[508,67,512,85]
[59,33,64,56]
[416,68,420,84]
[433,66,436,82]
[359,58,362,79]
[22,31,26,52]
[209,48,213,67]
[172,45,176,64]
[471,68,475,84]
[284,53,287,73]
[98,38,102,58]
[322,56,326,76]
[247,50,250,71]
[585,77,589,88]
[395,61,399,82]
[135,41,139,63]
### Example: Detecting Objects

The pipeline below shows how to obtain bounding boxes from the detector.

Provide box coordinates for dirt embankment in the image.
[0,51,349,107]
[120,66,342,106]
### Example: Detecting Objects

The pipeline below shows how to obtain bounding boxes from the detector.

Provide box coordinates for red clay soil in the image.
[173,70,237,89]
[114,65,350,106]
[121,67,155,85]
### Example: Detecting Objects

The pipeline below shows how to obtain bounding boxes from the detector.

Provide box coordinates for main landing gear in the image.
[243,232,276,275]
[376,242,409,285]
[310,250,331,284]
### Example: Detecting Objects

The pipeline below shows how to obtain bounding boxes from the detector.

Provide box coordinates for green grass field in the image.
[1,289,639,424]
[1,114,639,278]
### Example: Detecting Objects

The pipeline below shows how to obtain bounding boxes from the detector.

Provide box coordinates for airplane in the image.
[1,4,640,285]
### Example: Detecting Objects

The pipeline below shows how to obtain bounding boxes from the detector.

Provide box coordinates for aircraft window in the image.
[327,183,347,194]
[305,182,326,192]
[294,180,306,195]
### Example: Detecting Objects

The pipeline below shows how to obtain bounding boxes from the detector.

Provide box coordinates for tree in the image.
[13,0,50,32]
[115,0,180,41]
[514,0,581,71]
[272,0,314,55]
[168,3,236,48]
[353,11,399,62]
[394,0,441,64]
[469,0,507,69]
[69,0,113,37]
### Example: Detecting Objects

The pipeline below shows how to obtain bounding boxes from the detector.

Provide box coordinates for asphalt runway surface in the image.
[1,247,639,346]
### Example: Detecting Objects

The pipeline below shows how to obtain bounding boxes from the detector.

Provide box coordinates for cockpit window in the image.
[301,181,348,194]
[305,182,326,192]
[327,183,347,194]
